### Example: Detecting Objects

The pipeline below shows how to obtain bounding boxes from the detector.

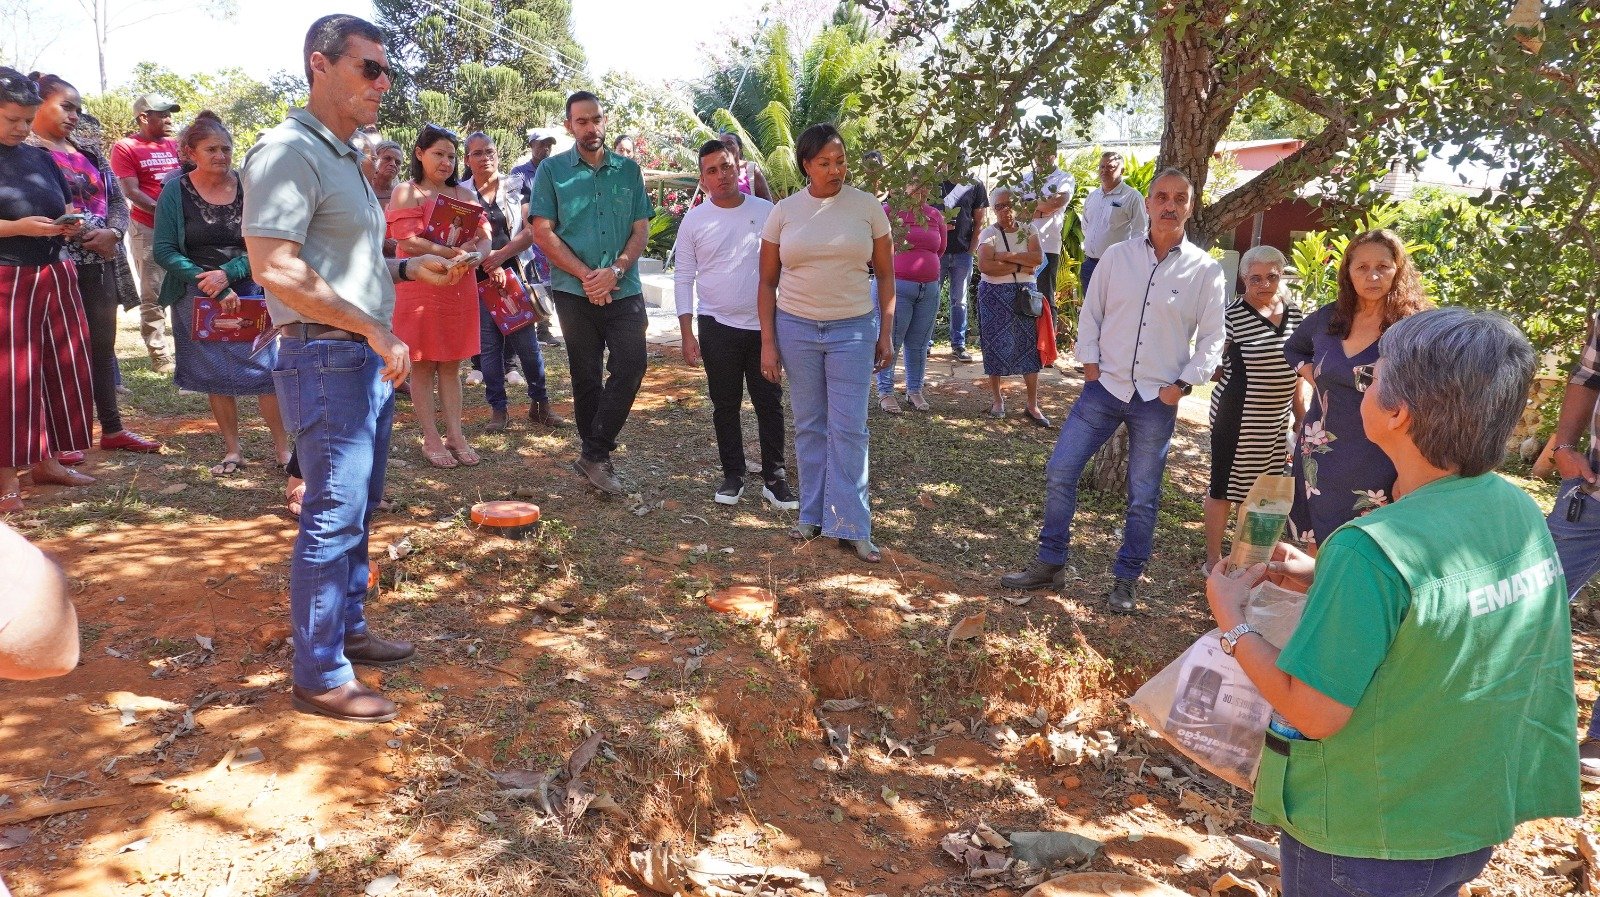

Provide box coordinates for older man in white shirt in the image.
[1080,151,1148,294]
[1001,168,1225,614]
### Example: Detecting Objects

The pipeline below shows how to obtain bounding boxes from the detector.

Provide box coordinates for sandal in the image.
[987,404,1005,419]
[209,457,244,476]
[448,443,481,466]
[838,537,882,563]
[906,391,929,412]
[789,523,822,541]
[0,491,21,514]
[423,448,459,469]
[878,394,902,414]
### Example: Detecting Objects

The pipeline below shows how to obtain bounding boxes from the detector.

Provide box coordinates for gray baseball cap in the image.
[133,93,181,115]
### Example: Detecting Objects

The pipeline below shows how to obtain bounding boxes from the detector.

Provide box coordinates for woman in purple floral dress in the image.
[1284,230,1428,549]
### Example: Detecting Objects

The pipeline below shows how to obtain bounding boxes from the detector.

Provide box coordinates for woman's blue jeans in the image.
[477,304,548,410]
[876,278,940,395]
[776,308,875,540]
[1280,831,1492,897]
[272,337,394,691]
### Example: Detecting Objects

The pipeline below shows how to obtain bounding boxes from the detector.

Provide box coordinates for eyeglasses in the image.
[1245,273,1282,284]
[329,53,394,83]
[1353,363,1376,392]
[466,148,498,159]
[993,202,1013,210]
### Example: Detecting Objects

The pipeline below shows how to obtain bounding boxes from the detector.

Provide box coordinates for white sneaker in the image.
[465,370,484,387]
[506,369,526,387]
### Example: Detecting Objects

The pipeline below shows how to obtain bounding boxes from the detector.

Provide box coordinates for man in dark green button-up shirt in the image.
[527,91,653,495]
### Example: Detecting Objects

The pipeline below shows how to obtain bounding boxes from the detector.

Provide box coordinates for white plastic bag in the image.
[1127,581,1307,790]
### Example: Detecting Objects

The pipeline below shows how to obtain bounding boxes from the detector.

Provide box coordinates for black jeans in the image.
[75,262,123,435]
[553,291,647,462]
[698,314,785,480]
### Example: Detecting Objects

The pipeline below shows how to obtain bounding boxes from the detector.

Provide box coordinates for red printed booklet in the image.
[478,268,538,336]
[190,284,270,343]
[421,193,485,247]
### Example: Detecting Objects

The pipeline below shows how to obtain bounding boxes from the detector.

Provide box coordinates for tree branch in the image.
[1202,105,1394,238]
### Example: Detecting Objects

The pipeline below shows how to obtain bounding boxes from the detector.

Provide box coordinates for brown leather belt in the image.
[286,322,367,344]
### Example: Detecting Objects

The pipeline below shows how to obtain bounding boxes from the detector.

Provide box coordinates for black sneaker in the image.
[1107,577,1138,614]
[762,478,799,511]
[537,324,562,348]
[952,349,974,363]
[1000,559,1066,590]
[714,475,745,505]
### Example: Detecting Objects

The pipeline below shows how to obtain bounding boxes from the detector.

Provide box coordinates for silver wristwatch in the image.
[611,264,625,281]
[1219,622,1260,656]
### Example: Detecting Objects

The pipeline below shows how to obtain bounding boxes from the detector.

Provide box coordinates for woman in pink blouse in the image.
[876,183,947,413]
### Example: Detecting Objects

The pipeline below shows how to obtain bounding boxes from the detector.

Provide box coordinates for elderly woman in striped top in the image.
[1204,245,1305,569]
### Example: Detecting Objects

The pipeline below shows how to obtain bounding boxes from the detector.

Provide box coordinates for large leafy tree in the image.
[373,0,585,143]
[692,3,885,195]
[857,0,1597,270]
[82,62,300,159]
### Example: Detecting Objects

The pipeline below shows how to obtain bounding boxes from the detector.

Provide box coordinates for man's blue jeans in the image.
[776,309,875,540]
[1081,256,1100,296]
[1037,379,1178,579]
[938,252,973,351]
[273,337,394,691]
[877,279,940,395]
[1547,476,1600,737]
[477,304,548,410]
[1279,831,1492,897]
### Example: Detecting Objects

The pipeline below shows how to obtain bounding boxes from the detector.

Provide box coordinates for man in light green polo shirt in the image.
[242,14,462,726]
[527,90,653,496]
[1206,308,1579,897]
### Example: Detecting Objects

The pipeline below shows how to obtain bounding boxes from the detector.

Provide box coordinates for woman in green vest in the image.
[1206,307,1579,897]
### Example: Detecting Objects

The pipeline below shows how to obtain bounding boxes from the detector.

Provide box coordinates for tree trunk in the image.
[1081,426,1129,494]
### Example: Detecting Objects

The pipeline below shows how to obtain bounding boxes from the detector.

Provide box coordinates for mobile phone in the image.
[52,213,85,227]
[452,251,483,268]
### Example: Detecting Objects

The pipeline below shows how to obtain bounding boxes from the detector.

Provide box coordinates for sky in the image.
[20,0,768,95]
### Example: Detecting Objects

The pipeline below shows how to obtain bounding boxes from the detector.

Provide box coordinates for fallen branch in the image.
[0,795,119,825]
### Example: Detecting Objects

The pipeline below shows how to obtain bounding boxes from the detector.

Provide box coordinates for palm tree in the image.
[696,4,883,196]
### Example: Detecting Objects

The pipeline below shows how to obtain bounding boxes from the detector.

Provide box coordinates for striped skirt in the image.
[0,262,94,467]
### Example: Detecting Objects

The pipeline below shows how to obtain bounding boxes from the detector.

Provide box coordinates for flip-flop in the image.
[209,458,243,476]
[838,537,882,563]
[0,491,21,513]
[424,449,459,469]
[448,444,481,466]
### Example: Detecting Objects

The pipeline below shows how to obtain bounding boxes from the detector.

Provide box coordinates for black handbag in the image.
[999,229,1042,318]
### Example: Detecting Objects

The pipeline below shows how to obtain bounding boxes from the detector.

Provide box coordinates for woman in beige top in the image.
[757,123,894,563]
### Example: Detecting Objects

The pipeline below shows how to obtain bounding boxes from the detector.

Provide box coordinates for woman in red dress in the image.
[387,125,489,467]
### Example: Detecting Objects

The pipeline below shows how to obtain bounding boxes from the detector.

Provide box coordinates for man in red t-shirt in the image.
[111,93,182,372]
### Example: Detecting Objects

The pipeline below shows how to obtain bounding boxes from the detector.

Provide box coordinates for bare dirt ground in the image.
[1,325,1596,897]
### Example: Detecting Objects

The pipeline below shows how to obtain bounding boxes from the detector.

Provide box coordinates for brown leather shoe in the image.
[529,400,567,427]
[291,680,397,723]
[343,632,415,667]
[486,407,510,433]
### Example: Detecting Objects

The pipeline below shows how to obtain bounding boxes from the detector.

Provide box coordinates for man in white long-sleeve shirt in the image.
[674,140,797,509]
[1080,151,1148,294]
[1002,168,1225,613]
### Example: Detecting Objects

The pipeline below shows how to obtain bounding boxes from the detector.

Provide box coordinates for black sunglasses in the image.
[1353,363,1376,392]
[329,53,393,83]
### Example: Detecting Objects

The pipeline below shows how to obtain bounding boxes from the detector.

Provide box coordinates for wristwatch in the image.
[1173,379,1193,395]
[611,264,625,281]
[1219,622,1260,656]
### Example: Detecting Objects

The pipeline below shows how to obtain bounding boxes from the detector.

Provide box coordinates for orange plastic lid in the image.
[471,500,541,527]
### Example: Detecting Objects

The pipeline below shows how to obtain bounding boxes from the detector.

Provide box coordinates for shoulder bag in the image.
[998,228,1043,318]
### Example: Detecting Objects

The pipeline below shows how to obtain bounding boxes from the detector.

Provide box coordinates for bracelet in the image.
[398,259,410,282]
[1556,443,1582,453]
